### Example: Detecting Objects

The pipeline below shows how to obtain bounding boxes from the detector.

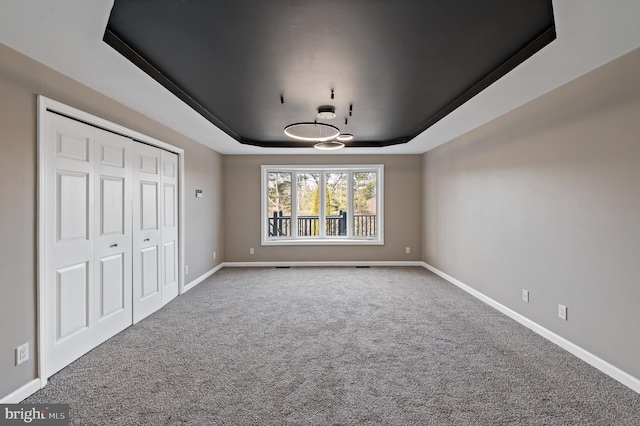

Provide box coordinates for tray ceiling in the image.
[105,0,555,148]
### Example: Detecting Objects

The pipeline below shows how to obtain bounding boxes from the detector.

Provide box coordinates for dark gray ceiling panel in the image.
[105,0,555,148]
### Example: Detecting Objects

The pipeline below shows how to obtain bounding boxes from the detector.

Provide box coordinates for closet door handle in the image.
[143,238,150,242]
[110,244,118,248]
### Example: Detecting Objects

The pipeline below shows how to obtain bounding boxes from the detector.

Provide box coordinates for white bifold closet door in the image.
[44,112,179,376]
[132,143,163,323]
[93,128,133,346]
[160,150,179,305]
[45,113,133,375]
[131,144,179,322]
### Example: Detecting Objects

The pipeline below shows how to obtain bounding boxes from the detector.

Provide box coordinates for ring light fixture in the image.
[283,122,341,142]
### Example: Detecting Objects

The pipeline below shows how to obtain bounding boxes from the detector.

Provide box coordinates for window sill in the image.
[262,238,383,246]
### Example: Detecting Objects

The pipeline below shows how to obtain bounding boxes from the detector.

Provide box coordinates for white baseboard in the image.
[0,379,41,403]
[182,263,223,294]
[223,260,425,268]
[2,264,226,404]
[421,262,640,394]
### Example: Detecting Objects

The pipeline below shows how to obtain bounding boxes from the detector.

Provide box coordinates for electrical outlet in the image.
[558,304,568,320]
[185,265,189,275]
[16,343,29,366]
[250,248,255,255]
[522,289,529,303]
[405,247,411,254]
[213,251,216,260]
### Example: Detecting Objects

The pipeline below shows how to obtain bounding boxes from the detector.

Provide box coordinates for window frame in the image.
[261,164,384,246]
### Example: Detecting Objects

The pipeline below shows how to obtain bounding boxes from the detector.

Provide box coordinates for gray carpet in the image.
[25,267,639,425]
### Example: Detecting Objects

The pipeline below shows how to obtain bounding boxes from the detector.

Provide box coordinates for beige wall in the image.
[422,47,640,379]
[3,34,639,399]
[223,155,422,263]
[0,44,224,398]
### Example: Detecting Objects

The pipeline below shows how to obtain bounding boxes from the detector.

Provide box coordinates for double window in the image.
[261,165,384,245]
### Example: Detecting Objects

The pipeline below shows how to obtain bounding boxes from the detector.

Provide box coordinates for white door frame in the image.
[37,95,186,388]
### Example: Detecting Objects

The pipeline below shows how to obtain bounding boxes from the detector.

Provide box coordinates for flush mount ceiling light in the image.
[317,105,336,120]
[314,140,345,150]
[284,122,340,142]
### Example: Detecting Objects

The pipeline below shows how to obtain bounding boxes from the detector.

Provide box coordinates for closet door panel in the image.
[93,129,133,345]
[132,143,163,323]
[45,113,95,376]
[99,253,125,317]
[160,150,179,304]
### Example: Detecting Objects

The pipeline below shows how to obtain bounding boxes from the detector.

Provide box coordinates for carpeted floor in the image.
[25,267,639,425]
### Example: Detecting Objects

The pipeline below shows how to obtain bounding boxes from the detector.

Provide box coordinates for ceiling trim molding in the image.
[238,138,410,149]
[103,28,242,142]
[3,1,640,155]
[105,26,413,150]
[408,26,557,140]
[105,19,555,149]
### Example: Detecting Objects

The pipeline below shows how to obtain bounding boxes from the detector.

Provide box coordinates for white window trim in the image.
[261,164,384,246]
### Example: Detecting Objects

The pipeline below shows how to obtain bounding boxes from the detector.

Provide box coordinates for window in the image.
[262,165,384,245]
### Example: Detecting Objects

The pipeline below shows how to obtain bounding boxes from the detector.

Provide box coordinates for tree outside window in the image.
[262,165,384,245]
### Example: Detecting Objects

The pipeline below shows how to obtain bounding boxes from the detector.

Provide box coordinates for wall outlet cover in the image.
[16,343,29,365]
[558,304,568,320]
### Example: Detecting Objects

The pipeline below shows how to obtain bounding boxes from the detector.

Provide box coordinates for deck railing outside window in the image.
[269,211,376,238]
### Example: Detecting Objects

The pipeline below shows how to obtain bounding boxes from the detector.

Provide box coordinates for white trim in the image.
[223,261,424,268]
[0,379,41,403]
[261,238,384,246]
[40,97,184,154]
[36,95,186,385]
[36,96,48,390]
[421,262,640,394]
[261,165,384,246]
[178,152,186,295]
[183,264,224,293]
